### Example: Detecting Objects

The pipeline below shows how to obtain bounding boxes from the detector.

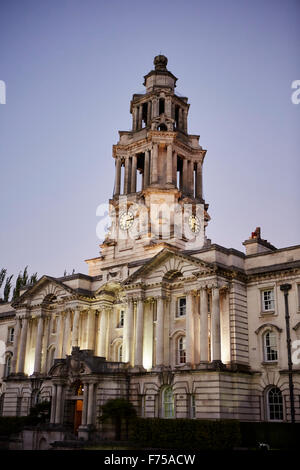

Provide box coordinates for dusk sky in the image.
[0,0,299,285]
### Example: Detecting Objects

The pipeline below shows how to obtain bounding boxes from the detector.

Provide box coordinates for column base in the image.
[151,365,171,372]
[175,363,194,371]
[195,361,209,370]
[130,365,146,373]
[77,425,90,441]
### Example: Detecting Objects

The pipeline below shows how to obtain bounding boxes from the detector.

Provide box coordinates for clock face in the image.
[188,215,200,234]
[119,211,134,230]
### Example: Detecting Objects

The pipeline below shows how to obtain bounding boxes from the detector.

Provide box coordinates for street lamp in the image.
[280,283,295,423]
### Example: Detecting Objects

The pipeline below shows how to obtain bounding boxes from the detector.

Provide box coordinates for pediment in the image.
[123,248,215,285]
[12,275,76,308]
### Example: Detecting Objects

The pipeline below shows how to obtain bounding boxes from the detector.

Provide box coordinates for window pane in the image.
[178,298,186,316]
[268,387,283,420]
[262,290,275,311]
[163,387,174,418]
[265,332,278,361]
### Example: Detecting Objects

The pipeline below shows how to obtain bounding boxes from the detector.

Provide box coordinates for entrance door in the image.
[74,399,83,434]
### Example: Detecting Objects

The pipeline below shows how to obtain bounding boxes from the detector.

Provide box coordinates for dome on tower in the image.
[154,55,168,71]
[143,55,177,92]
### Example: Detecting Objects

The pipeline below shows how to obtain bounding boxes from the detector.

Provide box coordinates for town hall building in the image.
[0,55,299,448]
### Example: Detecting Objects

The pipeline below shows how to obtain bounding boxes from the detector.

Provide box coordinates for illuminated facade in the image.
[0,56,299,448]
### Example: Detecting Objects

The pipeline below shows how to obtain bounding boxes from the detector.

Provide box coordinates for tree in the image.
[0,266,38,303]
[29,273,38,284]
[3,275,13,302]
[99,398,137,440]
[12,267,38,302]
[0,269,6,290]
[12,273,23,301]
[28,400,51,424]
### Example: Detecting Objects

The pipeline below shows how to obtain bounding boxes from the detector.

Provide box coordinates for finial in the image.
[154,55,168,71]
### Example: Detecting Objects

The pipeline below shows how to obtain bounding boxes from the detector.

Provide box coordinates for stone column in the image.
[41,315,50,374]
[81,383,88,426]
[151,144,158,184]
[33,315,44,374]
[50,384,57,424]
[54,384,63,424]
[179,107,183,129]
[196,162,203,199]
[211,287,221,362]
[17,316,28,374]
[54,313,62,359]
[152,98,158,118]
[71,308,80,348]
[156,298,164,366]
[183,109,188,133]
[114,157,121,196]
[185,292,194,366]
[147,101,151,125]
[62,311,71,358]
[86,308,96,351]
[11,318,21,374]
[166,144,173,185]
[131,154,137,193]
[144,150,150,188]
[124,157,130,194]
[183,158,188,194]
[199,288,208,362]
[87,382,95,425]
[99,309,107,358]
[166,97,172,117]
[124,298,134,364]
[133,106,138,131]
[134,299,144,367]
[172,151,177,186]
[188,161,194,197]
[138,105,142,129]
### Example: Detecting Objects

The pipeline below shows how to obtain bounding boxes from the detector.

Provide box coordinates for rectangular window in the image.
[7,327,14,344]
[262,289,275,312]
[264,332,278,362]
[190,394,196,419]
[177,297,186,317]
[117,310,124,328]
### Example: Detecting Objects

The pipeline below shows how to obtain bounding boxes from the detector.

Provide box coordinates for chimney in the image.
[243,227,277,255]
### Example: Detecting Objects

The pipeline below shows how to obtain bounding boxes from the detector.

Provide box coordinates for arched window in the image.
[267,387,283,421]
[4,353,12,377]
[117,344,123,362]
[159,98,165,115]
[157,123,167,131]
[177,336,186,365]
[163,387,174,418]
[264,331,278,362]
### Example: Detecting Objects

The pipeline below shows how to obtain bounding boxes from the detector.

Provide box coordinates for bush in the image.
[240,422,300,450]
[0,417,28,436]
[100,399,137,440]
[130,418,241,450]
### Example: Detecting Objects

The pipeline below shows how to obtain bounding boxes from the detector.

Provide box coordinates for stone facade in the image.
[0,56,299,448]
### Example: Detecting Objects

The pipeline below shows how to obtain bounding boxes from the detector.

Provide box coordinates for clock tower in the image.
[87,56,210,275]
